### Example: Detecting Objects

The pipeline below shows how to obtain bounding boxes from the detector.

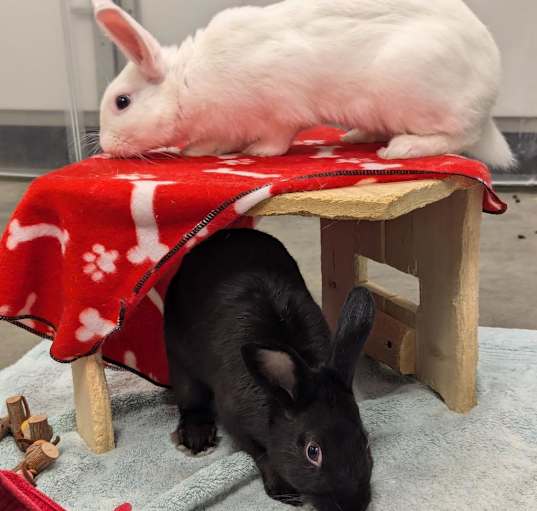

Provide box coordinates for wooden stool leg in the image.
[71,354,115,453]
[320,219,357,331]
[414,186,483,413]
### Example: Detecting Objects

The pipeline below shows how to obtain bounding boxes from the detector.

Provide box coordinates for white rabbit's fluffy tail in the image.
[467,118,516,169]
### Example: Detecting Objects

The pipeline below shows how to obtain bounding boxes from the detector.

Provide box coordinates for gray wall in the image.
[465,0,537,118]
[1,1,535,120]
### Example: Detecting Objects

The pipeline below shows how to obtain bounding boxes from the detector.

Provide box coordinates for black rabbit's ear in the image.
[329,287,375,387]
[242,344,311,406]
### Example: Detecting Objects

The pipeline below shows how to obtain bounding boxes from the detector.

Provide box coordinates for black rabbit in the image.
[165,229,375,511]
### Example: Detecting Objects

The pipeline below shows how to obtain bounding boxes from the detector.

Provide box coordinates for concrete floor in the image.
[0,179,536,369]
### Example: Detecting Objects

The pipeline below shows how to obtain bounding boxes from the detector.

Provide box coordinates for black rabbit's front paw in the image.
[176,417,217,454]
[260,463,303,506]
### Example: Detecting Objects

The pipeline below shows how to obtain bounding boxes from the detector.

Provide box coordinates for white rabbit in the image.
[93,0,514,168]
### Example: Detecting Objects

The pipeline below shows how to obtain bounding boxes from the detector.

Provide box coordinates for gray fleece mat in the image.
[0,327,536,510]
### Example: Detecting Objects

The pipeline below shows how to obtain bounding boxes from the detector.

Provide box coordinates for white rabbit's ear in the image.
[92,0,165,83]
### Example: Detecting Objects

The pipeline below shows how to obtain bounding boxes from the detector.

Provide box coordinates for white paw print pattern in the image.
[83,244,119,282]
[217,155,256,166]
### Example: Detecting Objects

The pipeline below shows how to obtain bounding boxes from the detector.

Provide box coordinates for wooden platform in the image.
[250,177,473,220]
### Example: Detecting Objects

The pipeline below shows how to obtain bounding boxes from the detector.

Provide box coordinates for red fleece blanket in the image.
[0,470,66,511]
[0,470,130,511]
[0,127,506,385]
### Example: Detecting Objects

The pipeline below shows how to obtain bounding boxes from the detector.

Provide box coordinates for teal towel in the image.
[1,327,536,510]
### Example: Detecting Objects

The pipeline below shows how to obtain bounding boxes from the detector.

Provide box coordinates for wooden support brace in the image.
[71,354,115,454]
[362,281,417,375]
[365,310,416,375]
[413,187,482,413]
[361,280,417,328]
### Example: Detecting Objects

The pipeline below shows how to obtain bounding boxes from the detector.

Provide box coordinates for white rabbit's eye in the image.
[305,441,322,467]
[115,95,131,111]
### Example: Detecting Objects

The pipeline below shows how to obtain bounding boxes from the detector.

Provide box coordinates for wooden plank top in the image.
[249,176,476,221]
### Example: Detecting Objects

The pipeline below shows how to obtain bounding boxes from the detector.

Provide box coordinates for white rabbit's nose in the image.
[99,134,113,154]
[99,133,125,157]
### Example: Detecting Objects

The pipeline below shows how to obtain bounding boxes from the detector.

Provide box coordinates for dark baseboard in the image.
[0,125,73,172]
[499,132,537,176]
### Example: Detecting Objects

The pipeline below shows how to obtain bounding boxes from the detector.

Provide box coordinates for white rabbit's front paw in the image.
[378,134,459,160]
[243,139,292,157]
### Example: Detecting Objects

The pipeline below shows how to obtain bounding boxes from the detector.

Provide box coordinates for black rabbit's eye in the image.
[115,95,131,110]
[306,441,323,467]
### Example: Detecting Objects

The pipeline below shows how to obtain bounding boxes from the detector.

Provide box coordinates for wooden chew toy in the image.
[6,395,30,434]
[12,438,61,486]
[0,415,9,441]
[2,395,61,485]
[1,396,56,450]
[26,415,54,442]
[2,395,31,450]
